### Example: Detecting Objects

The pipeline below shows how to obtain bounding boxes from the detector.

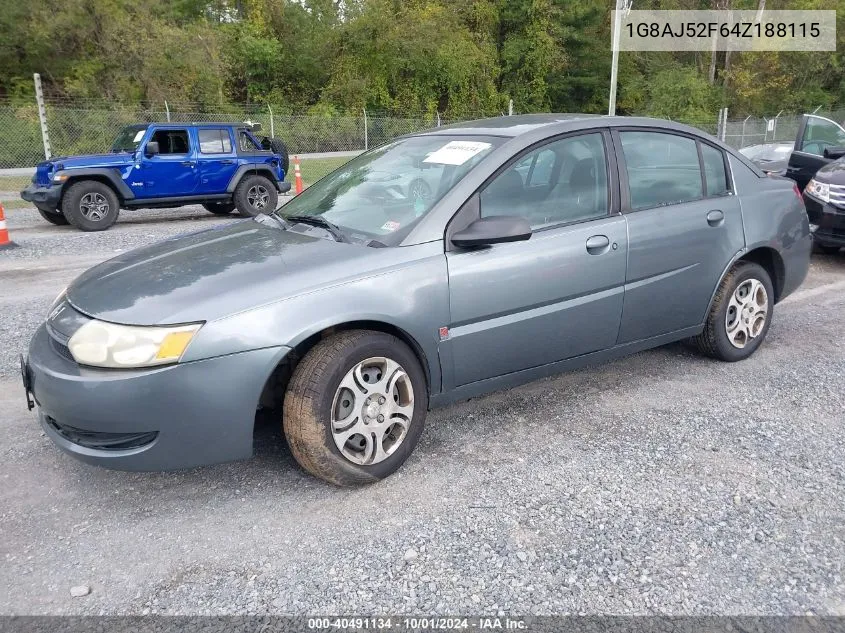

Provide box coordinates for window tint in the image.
[480,133,608,230]
[239,131,261,152]
[150,129,190,155]
[620,131,702,209]
[800,116,845,156]
[198,128,232,154]
[700,144,729,196]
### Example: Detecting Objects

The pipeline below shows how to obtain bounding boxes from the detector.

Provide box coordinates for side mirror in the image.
[451,216,532,248]
[144,141,160,157]
[823,146,845,160]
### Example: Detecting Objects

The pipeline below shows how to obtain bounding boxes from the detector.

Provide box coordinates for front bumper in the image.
[804,194,845,247]
[24,323,290,471]
[21,183,62,210]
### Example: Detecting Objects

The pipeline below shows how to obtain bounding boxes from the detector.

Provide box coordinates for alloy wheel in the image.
[330,357,415,465]
[79,193,110,221]
[247,185,269,210]
[725,278,768,349]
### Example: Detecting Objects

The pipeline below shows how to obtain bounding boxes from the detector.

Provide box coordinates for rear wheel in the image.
[693,261,774,362]
[203,202,236,215]
[36,206,69,226]
[234,174,278,217]
[61,181,120,231]
[283,330,428,486]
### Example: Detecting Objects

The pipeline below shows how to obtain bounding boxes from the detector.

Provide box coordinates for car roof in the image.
[133,122,254,128]
[416,113,719,139]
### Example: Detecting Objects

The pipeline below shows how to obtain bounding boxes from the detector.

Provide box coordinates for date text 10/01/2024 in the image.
[307,617,528,630]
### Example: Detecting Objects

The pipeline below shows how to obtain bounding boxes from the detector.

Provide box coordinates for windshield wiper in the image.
[284,214,348,243]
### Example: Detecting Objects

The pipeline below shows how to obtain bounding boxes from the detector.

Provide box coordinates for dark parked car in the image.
[21,115,811,486]
[804,159,845,253]
[739,142,793,175]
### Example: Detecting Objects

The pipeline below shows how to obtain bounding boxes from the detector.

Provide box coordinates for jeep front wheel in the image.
[234,175,278,217]
[61,181,120,231]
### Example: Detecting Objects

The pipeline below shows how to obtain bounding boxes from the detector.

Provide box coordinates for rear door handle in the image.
[585,234,610,254]
[706,209,724,226]
[181,160,196,167]
[220,159,235,164]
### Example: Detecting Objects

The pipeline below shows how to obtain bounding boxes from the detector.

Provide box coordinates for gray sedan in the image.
[22,115,811,486]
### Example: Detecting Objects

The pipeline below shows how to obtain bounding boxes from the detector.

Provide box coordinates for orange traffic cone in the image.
[0,202,17,249]
[293,156,303,195]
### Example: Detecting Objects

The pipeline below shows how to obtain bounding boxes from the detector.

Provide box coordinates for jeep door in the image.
[195,128,239,193]
[613,129,745,344]
[136,127,200,197]
[785,115,845,190]
[445,130,628,387]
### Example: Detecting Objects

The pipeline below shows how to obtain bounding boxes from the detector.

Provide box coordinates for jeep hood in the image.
[57,153,134,169]
[65,220,388,325]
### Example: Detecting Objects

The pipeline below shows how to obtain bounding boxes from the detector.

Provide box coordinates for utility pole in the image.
[609,0,632,116]
[33,73,52,160]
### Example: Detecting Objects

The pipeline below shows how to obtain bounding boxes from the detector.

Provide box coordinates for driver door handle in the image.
[181,160,196,167]
[586,234,610,254]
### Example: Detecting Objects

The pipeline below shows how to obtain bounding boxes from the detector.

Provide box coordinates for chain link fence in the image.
[3,97,845,169]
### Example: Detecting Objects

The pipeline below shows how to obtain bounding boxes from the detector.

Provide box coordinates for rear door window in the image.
[198,129,233,154]
[619,131,703,209]
[700,144,730,196]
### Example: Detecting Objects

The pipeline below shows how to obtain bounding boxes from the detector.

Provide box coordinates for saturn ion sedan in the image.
[22,115,811,486]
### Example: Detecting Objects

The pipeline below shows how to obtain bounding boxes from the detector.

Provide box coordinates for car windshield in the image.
[111,125,147,152]
[278,135,503,244]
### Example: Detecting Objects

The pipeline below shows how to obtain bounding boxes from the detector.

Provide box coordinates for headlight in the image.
[807,179,830,202]
[67,321,202,368]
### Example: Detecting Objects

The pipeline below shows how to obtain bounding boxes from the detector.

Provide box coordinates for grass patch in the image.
[297,157,352,187]
[0,175,32,192]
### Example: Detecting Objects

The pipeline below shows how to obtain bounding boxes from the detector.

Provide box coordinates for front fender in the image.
[181,245,450,394]
[64,168,135,200]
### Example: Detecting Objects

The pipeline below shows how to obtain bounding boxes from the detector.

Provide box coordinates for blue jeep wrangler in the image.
[21,122,290,231]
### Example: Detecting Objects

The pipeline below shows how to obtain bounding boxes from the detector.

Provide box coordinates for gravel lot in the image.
[1,204,844,616]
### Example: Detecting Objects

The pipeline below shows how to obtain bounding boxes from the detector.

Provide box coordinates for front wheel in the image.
[203,202,236,215]
[283,330,428,486]
[692,261,774,362]
[61,181,120,231]
[234,175,278,217]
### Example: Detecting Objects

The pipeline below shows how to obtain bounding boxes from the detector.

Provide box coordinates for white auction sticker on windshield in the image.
[133,130,145,142]
[423,141,491,166]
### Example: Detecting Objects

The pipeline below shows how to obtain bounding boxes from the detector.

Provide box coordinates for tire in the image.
[203,202,236,215]
[283,330,428,486]
[812,242,840,255]
[692,261,774,362]
[61,181,120,231]
[261,136,290,175]
[234,174,278,217]
[408,178,432,201]
[36,206,69,226]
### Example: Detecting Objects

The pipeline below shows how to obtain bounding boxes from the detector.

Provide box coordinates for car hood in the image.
[812,157,845,183]
[66,220,387,325]
[56,153,134,169]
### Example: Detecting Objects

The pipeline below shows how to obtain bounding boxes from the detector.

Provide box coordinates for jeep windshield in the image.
[277,135,503,245]
[110,125,148,152]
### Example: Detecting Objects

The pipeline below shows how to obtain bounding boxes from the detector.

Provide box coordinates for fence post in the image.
[363,107,368,150]
[773,109,783,141]
[812,105,822,114]
[508,99,514,116]
[164,100,170,122]
[740,115,750,148]
[33,73,52,160]
[436,111,441,127]
[721,108,728,142]
[268,104,274,138]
